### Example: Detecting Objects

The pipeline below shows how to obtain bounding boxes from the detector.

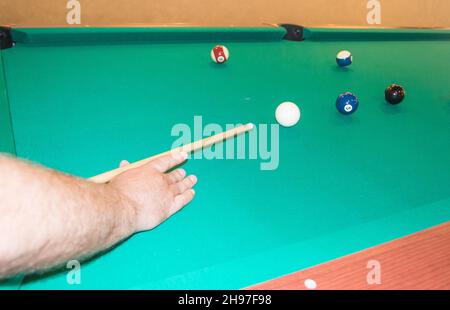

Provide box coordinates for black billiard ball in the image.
[385,84,405,105]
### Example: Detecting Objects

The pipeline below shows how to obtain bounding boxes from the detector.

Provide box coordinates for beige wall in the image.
[0,0,449,28]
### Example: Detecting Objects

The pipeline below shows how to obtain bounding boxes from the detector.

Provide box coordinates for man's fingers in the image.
[149,152,188,173]
[171,175,197,194]
[166,168,186,184]
[170,189,196,216]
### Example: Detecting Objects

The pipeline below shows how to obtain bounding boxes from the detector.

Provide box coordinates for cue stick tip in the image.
[246,123,255,130]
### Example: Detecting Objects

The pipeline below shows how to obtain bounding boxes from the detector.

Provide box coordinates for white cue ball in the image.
[275,102,301,127]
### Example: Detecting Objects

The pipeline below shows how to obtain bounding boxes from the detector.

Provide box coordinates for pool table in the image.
[0,25,449,290]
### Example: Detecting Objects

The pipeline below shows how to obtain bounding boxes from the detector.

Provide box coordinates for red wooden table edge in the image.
[247,221,450,290]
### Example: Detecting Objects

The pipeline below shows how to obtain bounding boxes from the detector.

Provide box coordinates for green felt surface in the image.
[0,27,449,289]
[0,52,15,154]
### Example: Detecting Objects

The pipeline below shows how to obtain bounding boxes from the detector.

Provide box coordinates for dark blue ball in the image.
[336,92,359,115]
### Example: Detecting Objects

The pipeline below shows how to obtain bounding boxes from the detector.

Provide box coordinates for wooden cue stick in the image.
[89,123,255,184]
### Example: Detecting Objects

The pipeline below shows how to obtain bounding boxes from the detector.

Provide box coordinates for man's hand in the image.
[0,152,197,278]
[111,152,197,232]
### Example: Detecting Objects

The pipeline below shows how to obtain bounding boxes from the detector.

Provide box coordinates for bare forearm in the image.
[0,149,196,279]
[0,155,136,278]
